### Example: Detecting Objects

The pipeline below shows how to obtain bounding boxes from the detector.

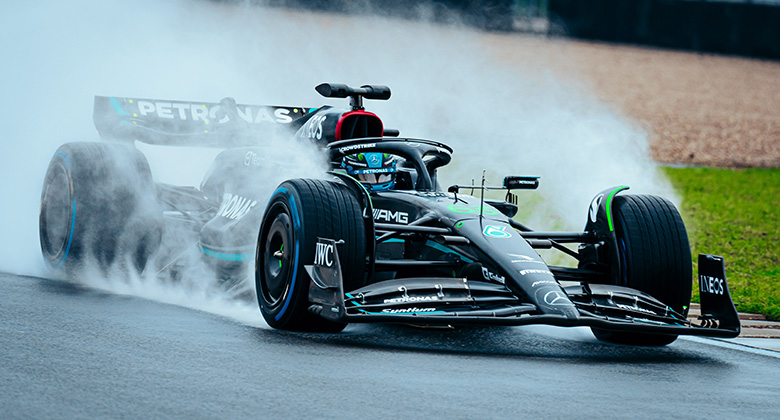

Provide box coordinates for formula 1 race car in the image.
[39,83,741,346]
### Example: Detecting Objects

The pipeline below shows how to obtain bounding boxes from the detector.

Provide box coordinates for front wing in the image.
[306,238,741,338]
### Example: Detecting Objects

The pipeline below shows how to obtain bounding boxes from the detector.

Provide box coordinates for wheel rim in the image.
[261,205,293,308]
[40,164,72,261]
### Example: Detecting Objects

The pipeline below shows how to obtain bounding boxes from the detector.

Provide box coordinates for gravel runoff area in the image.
[485,33,780,168]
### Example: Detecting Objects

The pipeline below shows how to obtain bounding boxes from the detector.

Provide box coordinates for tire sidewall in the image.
[39,142,162,274]
[613,194,692,314]
[40,153,77,269]
[595,194,692,346]
[256,184,308,328]
[255,179,366,332]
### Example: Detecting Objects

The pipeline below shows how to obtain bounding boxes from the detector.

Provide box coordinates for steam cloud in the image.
[0,0,676,320]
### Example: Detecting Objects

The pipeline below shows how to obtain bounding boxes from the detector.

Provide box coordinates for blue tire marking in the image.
[269,187,288,204]
[276,241,299,321]
[289,195,300,230]
[619,238,628,287]
[275,186,301,321]
[54,151,71,170]
[55,199,76,270]
[53,151,74,269]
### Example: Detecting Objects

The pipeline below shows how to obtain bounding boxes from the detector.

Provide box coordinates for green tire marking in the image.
[606,186,627,232]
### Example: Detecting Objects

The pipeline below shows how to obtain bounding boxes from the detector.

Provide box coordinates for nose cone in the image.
[533,285,580,319]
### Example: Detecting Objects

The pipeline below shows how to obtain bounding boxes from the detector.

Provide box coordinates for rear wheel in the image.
[39,142,162,275]
[256,178,366,332]
[591,194,692,346]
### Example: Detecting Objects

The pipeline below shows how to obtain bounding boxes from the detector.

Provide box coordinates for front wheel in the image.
[591,194,692,346]
[256,178,366,332]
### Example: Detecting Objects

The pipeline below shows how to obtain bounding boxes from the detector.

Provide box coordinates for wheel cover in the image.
[261,206,294,308]
[41,164,72,260]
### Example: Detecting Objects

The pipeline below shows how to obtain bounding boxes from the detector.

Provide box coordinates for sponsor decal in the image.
[519,269,553,276]
[534,287,573,308]
[531,280,556,287]
[616,303,656,315]
[216,193,258,220]
[134,100,293,124]
[383,295,439,304]
[244,151,263,166]
[543,290,570,306]
[302,114,326,140]
[589,194,604,224]
[367,153,382,166]
[339,143,376,154]
[509,254,547,265]
[447,204,500,215]
[481,267,506,284]
[381,307,438,314]
[632,318,667,326]
[355,168,394,174]
[314,242,334,267]
[483,225,511,238]
[409,191,449,197]
[373,208,409,224]
[699,275,725,295]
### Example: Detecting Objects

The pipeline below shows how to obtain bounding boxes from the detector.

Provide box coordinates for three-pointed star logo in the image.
[483,225,511,238]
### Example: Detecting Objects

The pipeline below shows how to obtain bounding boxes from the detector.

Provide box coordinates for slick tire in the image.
[592,194,692,346]
[39,142,163,275]
[256,178,366,332]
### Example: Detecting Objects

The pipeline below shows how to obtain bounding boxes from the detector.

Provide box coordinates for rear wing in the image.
[93,96,316,147]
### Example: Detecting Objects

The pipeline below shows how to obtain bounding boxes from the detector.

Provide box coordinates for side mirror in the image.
[485,200,518,218]
[503,176,539,190]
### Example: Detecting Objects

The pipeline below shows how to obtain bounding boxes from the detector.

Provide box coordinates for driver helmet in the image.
[342,152,397,192]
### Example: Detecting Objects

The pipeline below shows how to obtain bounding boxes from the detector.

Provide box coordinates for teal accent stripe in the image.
[380,238,473,262]
[344,293,362,306]
[109,97,129,117]
[425,240,474,263]
[201,247,253,262]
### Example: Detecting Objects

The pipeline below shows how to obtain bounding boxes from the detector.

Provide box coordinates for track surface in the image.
[3,272,779,419]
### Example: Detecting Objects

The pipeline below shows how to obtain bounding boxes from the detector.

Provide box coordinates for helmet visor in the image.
[358,173,393,184]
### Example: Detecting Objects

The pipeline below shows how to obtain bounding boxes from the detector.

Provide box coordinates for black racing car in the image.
[39,83,740,346]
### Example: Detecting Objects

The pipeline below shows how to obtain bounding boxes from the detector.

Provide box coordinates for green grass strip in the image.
[663,167,780,320]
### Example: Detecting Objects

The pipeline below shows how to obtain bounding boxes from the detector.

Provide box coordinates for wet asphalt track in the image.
[2,271,780,419]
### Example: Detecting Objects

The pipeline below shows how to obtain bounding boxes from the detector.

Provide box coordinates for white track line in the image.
[681,336,780,359]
